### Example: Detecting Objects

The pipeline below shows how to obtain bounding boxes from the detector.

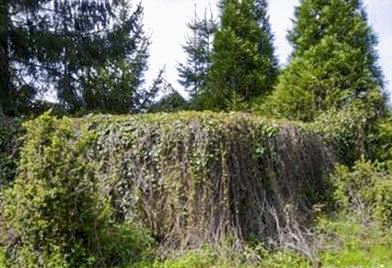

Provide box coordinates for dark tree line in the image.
[0,0,162,116]
[0,0,386,118]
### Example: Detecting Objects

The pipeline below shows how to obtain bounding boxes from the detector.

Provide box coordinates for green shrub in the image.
[1,112,334,264]
[331,159,392,226]
[0,248,4,268]
[1,113,153,267]
[308,105,371,166]
[367,112,392,166]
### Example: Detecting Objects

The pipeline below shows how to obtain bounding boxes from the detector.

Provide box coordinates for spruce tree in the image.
[206,0,278,109]
[82,5,161,114]
[1,0,152,115]
[177,6,217,97]
[0,0,40,116]
[265,0,385,121]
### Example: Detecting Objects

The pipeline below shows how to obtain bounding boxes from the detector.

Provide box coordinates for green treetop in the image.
[177,6,217,98]
[264,0,385,121]
[205,0,278,109]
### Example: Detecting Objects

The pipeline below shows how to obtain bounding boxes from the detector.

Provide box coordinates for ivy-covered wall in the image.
[88,112,334,245]
[1,112,335,265]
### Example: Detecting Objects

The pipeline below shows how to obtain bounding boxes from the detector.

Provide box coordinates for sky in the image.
[141,0,392,99]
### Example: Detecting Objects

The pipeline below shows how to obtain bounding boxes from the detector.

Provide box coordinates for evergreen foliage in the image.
[177,6,217,97]
[260,0,385,121]
[148,86,189,113]
[83,6,164,114]
[206,0,278,109]
[0,0,155,115]
[0,0,39,116]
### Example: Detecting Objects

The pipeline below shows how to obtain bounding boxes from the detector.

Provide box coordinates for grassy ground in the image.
[1,216,390,267]
[316,216,392,268]
[127,215,392,268]
[0,249,4,268]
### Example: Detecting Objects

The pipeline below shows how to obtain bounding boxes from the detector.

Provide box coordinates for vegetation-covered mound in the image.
[1,112,335,266]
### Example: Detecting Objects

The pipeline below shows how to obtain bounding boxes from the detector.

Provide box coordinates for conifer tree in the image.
[177,7,217,98]
[206,0,278,109]
[0,0,40,116]
[0,0,152,115]
[82,5,162,114]
[265,0,385,121]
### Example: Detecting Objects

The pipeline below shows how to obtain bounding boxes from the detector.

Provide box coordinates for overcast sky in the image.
[141,0,392,98]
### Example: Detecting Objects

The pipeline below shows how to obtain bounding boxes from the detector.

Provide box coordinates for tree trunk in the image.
[1,0,10,116]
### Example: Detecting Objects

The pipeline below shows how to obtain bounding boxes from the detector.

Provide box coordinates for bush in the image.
[367,112,392,166]
[1,112,334,264]
[308,105,372,166]
[331,159,392,226]
[1,113,153,267]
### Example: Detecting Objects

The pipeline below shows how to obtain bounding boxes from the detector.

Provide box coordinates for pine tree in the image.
[82,4,162,114]
[206,0,278,109]
[0,0,152,115]
[0,0,39,116]
[265,0,385,121]
[40,0,147,113]
[177,6,217,97]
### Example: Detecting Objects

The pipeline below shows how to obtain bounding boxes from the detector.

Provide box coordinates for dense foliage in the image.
[257,0,385,121]
[0,118,24,188]
[0,112,335,265]
[1,114,153,267]
[1,108,392,266]
[204,0,278,109]
[0,0,391,267]
[332,159,392,227]
[0,0,159,116]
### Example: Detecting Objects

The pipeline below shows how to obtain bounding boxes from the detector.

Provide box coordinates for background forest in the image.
[1,0,392,267]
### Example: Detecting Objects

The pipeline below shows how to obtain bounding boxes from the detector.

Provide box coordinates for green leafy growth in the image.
[1,113,153,267]
[206,0,278,109]
[308,105,370,166]
[315,215,392,267]
[81,112,333,251]
[0,112,335,266]
[259,0,385,121]
[367,112,392,166]
[331,159,392,227]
